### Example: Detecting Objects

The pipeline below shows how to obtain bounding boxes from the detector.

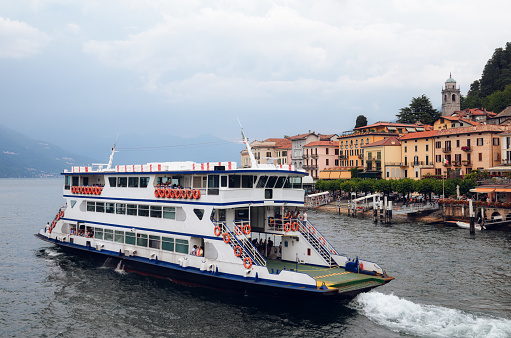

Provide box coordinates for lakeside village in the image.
[240,76,511,231]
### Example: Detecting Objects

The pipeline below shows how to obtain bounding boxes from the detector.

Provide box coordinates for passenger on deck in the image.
[70,228,75,235]
[45,222,50,233]
[191,245,197,255]
[196,246,203,256]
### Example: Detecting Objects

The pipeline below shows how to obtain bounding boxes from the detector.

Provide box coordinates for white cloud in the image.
[0,17,51,58]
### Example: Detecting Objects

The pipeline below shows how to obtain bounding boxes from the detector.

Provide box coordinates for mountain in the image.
[0,124,97,178]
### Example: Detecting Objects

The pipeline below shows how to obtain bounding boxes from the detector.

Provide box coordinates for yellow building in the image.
[361,137,402,179]
[399,130,438,179]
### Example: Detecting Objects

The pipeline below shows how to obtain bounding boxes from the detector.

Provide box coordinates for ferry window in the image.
[275,177,286,188]
[221,175,228,187]
[125,232,136,245]
[96,202,105,212]
[114,230,124,243]
[228,175,240,188]
[242,175,253,188]
[162,237,175,251]
[175,239,189,254]
[163,207,176,219]
[289,176,302,189]
[138,205,149,217]
[128,177,139,188]
[104,229,114,241]
[70,200,77,208]
[87,201,95,212]
[150,206,162,218]
[140,177,149,188]
[235,208,249,220]
[72,177,79,186]
[149,235,161,249]
[193,209,204,220]
[94,228,103,240]
[118,177,127,187]
[116,203,126,214]
[266,176,277,188]
[283,178,291,188]
[136,233,148,247]
[108,177,116,187]
[257,176,268,188]
[208,175,219,195]
[127,204,138,216]
[193,176,202,188]
[65,176,71,190]
[265,189,273,199]
[105,203,115,214]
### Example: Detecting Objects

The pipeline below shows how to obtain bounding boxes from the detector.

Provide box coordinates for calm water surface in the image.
[1,178,510,337]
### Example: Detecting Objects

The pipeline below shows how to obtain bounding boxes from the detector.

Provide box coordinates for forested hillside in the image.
[463,42,511,113]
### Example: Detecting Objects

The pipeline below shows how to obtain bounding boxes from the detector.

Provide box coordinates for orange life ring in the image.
[223,233,230,243]
[234,246,242,257]
[180,189,186,199]
[60,211,64,217]
[56,215,60,221]
[165,189,171,198]
[96,186,101,195]
[309,226,316,235]
[175,189,181,198]
[319,237,326,246]
[167,189,174,198]
[193,189,201,199]
[154,189,160,198]
[214,226,222,236]
[186,189,193,199]
[291,222,299,231]
[86,186,91,194]
[235,225,243,236]
[243,224,251,235]
[243,257,252,269]
[284,222,291,232]
[158,189,165,198]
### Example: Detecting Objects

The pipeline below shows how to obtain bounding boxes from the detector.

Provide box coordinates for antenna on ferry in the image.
[237,118,258,168]
[106,134,119,170]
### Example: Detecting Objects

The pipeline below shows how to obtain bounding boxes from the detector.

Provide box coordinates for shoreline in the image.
[314,203,444,224]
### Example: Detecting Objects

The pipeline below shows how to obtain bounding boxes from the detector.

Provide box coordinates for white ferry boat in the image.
[36,139,393,299]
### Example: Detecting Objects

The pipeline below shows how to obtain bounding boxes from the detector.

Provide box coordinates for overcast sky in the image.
[1,1,510,161]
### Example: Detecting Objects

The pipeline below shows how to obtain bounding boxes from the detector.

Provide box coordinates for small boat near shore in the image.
[36,132,393,299]
[456,221,484,231]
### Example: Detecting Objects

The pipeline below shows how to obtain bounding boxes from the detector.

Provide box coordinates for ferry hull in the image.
[36,234,386,300]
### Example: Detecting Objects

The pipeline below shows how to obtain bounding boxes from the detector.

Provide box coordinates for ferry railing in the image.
[232,220,266,267]
[212,221,266,267]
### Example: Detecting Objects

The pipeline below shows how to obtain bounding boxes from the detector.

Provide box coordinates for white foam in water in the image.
[351,292,511,338]
[45,249,62,257]
[114,260,126,275]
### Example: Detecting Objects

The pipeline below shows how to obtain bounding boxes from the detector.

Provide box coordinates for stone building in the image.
[441,74,461,116]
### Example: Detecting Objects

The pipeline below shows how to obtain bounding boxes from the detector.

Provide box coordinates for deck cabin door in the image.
[250,206,266,233]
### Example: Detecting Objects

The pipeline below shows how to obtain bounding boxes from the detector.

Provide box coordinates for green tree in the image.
[415,178,436,200]
[357,179,374,195]
[350,167,360,178]
[355,115,368,128]
[374,179,393,196]
[396,95,440,125]
[394,178,415,200]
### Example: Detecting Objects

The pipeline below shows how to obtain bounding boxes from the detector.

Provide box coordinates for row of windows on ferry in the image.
[86,201,177,219]
[65,174,303,191]
[91,226,189,253]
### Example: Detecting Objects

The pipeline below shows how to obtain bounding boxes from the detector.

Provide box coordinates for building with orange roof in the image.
[433,124,507,177]
[433,115,478,131]
[240,137,291,168]
[399,130,438,179]
[361,137,402,179]
[303,140,339,179]
[288,132,337,170]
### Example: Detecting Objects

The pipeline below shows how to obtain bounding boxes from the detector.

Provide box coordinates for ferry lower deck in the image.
[265,259,388,295]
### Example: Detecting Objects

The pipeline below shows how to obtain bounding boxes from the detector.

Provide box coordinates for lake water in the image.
[1,178,510,337]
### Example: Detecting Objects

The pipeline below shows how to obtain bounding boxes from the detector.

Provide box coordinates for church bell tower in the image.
[441,73,460,116]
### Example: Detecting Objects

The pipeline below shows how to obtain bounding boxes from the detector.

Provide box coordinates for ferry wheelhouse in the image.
[36,145,393,299]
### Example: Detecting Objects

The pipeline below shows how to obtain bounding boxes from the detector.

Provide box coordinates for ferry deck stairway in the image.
[211,221,266,267]
[297,219,339,268]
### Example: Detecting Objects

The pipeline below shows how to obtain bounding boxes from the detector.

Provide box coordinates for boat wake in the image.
[350,292,511,337]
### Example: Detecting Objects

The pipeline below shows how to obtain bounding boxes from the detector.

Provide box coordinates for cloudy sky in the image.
[1,1,510,162]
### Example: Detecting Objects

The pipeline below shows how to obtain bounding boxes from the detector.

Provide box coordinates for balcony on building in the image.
[442,147,451,153]
[358,153,364,159]
[461,160,471,166]
[311,154,318,158]
[461,146,471,152]
[453,161,462,167]
[303,164,318,170]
